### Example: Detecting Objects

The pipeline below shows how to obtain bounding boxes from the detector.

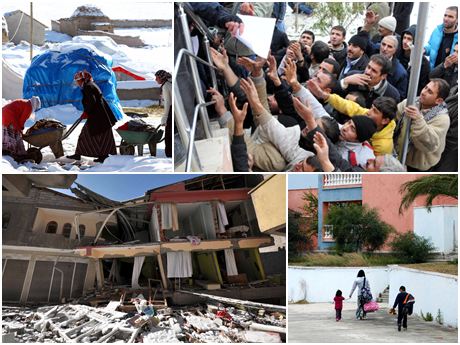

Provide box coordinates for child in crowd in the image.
[334,289,345,321]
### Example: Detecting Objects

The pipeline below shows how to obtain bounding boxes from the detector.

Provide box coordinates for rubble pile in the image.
[2,301,286,343]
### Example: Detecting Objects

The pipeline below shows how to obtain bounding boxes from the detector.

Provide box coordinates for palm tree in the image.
[399,175,458,214]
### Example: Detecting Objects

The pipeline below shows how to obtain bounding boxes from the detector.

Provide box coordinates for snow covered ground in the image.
[2,1,172,172]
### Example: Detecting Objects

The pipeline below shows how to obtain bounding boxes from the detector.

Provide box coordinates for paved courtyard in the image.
[289,303,458,343]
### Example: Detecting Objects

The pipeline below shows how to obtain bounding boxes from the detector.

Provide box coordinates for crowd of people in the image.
[179,2,458,172]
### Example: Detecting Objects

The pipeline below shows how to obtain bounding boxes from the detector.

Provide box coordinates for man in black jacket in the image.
[339,54,400,108]
[390,286,415,332]
[338,31,370,79]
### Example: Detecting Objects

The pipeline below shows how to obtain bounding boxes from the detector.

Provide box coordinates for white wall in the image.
[414,206,458,254]
[289,266,458,328]
[388,266,458,328]
[288,266,389,303]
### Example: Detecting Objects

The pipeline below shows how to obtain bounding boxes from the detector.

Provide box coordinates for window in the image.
[3,212,11,230]
[77,224,86,238]
[45,221,58,234]
[62,223,72,238]
[323,225,334,240]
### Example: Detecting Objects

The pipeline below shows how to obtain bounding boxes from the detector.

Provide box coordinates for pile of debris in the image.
[2,298,285,343]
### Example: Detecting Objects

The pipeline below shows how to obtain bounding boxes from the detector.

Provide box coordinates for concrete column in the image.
[20,256,37,303]
[83,260,97,294]
[157,254,168,290]
[95,259,104,290]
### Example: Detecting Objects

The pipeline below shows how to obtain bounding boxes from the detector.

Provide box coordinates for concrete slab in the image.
[288,303,458,343]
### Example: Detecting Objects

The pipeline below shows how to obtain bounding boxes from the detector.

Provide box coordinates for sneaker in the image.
[336,318,339,322]
[403,327,407,331]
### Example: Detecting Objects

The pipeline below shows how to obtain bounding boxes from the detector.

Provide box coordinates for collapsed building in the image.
[2,174,286,342]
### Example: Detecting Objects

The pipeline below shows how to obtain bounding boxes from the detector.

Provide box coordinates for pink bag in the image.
[364,300,379,312]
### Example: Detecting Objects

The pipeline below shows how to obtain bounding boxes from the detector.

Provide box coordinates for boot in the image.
[398,324,401,332]
[66,153,81,160]
[94,155,108,163]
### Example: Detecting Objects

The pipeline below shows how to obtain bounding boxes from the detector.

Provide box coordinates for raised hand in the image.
[225,22,244,36]
[210,47,229,71]
[228,92,248,132]
[292,97,314,122]
[344,73,371,87]
[266,54,281,85]
[290,42,303,61]
[237,56,266,77]
[307,79,329,100]
[207,88,226,116]
[239,78,259,104]
[281,57,298,86]
[313,131,329,160]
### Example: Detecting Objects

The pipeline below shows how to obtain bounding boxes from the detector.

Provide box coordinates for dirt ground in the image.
[288,303,458,343]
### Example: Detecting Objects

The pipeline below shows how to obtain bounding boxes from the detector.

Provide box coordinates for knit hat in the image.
[348,31,368,52]
[29,96,41,112]
[351,115,377,142]
[378,16,397,33]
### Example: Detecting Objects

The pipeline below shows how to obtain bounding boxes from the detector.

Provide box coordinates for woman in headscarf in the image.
[2,96,42,162]
[155,70,172,158]
[67,71,117,163]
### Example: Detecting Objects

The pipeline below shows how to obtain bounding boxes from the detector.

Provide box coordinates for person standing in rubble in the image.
[67,71,117,163]
[155,70,172,158]
[2,96,43,163]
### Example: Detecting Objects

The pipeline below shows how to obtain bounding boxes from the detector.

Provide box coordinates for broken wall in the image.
[3,187,95,248]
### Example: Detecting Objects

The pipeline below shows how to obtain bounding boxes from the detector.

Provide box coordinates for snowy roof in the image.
[3,10,48,28]
[70,5,108,18]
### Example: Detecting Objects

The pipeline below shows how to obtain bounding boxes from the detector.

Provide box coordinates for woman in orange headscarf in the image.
[67,71,117,163]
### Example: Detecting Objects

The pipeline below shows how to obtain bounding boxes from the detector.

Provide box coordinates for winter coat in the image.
[425,24,458,69]
[429,62,459,89]
[81,81,117,136]
[327,94,396,155]
[231,135,249,172]
[338,54,369,80]
[2,99,33,133]
[331,42,348,68]
[395,99,450,170]
[350,277,371,297]
[388,57,409,99]
[393,3,414,35]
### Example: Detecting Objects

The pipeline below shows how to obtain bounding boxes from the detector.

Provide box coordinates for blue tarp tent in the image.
[23,44,124,120]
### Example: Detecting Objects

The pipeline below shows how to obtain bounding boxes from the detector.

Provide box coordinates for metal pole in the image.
[178,4,212,138]
[186,101,216,172]
[203,36,218,89]
[400,2,429,166]
[29,2,33,61]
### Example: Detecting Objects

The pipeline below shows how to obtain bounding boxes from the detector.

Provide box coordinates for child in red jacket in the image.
[334,290,345,321]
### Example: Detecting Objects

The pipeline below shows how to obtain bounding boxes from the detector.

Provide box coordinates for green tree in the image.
[308,2,365,36]
[288,209,307,260]
[391,233,436,263]
[301,191,318,241]
[399,175,458,214]
[326,203,393,253]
